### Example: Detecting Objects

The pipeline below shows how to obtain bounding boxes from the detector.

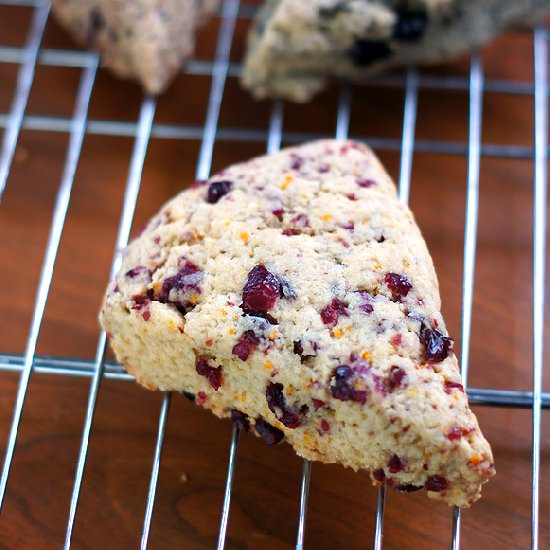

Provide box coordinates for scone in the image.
[100,140,495,507]
[242,0,549,101]
[51,0,219,93]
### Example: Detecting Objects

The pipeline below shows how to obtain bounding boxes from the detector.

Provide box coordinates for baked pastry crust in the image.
[100,140,494,506]
[242,0,549,101]
[52,0,219,93]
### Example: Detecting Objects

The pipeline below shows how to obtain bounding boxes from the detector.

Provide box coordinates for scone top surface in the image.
[101,140,494,507]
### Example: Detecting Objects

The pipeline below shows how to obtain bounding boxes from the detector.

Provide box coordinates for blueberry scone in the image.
[242,0,549,101]
[100,140,494,506]
[51,0,219,93]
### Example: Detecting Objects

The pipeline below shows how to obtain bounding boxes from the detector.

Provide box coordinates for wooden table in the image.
[0,4,549,549]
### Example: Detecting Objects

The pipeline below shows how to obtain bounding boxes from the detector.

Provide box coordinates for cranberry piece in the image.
[447,427,462,441]
[320,420,330,433]
[393,9,428,42]
[388,454,406,473]
[396,484,423,492]
[420,325,453,362]
[357,178,376,188]
[272,208,284,221]
[373,469,386,482]
[196,358,222,390]
[197,391,207,405]
[142,310,151,322]
[160,258,202,311]
[125,265,151,279]
[255,416,284,445]
[290,213,310,228]
[231,409,250,432]
[290,155,303,171]
[425,475,449,492]
[241,264,281,314]
[207,180,232,204]
[386,366,406,392]
[391,333,402,347]
[320,298,349,327]
[330,366,367,404]
[232,330,261,361]
[282,229,298,236]
[444,380,464,394]
[312,398,326,409]
[385,273,412,300]
[266,383,302,429]
[355,290,374,314]
[293,340,304,356]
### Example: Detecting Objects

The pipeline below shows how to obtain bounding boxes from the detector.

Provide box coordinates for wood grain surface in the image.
[0,4,549,549]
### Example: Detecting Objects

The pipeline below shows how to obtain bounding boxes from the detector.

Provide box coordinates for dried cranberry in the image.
[232,330,261,361]
[266,383,302,429]
[386,366,406,392]
[330,365,367,404]
[241,264,281,314]
[444,380,464,394]
[293,340,304,356]
[355,290,374,314]
[420,325,453,362]
[290,213,309,228]
[385,273,412,300]
[255,417,284,445]
[231,409,250,432]
[373,469,386,482]
[272,208,284,221]
[425,475,449,492]
[197,391,207,405]
[320,298,349,327]
[195,358,222,390]
[393,9,428,42]
[320,420,330,433]
[207,180,232,204]
[447,426,474,441]
[388,454,406,473]
[160,258,202,311]
[290,155,303,171]
[447,427,462,441]
[312,398,326,409]
[357,178,376,188]
[125,265,151,279]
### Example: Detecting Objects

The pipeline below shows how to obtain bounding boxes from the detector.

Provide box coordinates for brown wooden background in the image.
[0,3,549,549]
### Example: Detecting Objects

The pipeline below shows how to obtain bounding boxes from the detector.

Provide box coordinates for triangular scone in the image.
[242,0,549,102]
[101,140,495,506]
[51,0,218,93]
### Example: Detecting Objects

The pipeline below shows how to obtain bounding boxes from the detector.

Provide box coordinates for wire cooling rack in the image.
[0,1,548,548]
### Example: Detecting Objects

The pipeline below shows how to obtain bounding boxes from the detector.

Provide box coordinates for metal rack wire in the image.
[0,1,547,548]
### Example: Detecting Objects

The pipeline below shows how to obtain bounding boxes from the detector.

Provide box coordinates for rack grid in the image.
[0,1,548,548]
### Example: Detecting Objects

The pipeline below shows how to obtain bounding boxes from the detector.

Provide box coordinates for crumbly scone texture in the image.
[51,0,219,93]
[100,139,495,507]
[242,0,550,101]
